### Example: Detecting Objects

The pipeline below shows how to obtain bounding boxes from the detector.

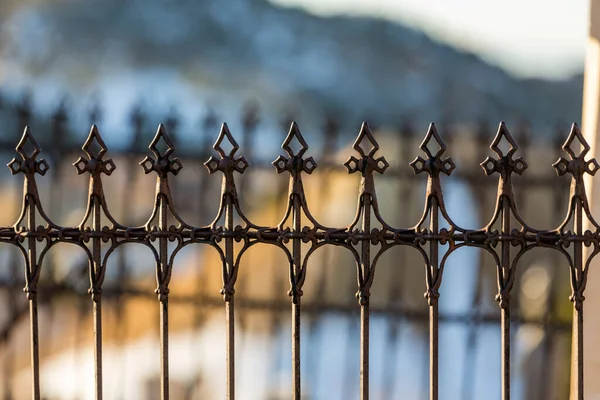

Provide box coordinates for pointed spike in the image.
[149,123,175,159]
[82,125,108,160]
[352,122,379,158]
[213,122,239,158]
[490,121,518,158]
[562,122,589,160]
[220,122,232,137]
[282,121,308,157]
[497,121,508,133]
[360,121,370,132]
[425,122,436,137]
[419,122,445,159]
[16,126,41,160]
[21,125,31,138]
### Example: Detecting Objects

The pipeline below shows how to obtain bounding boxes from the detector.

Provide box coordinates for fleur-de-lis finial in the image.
[73,126,116,175]
[344,122,388,175]
[205,123,249,174]
[553,123,599,177]
[140,124,183,176]
[7,126,49,176]
[409,123,454,176]
[480,122,528,176]
[273,122,317,174]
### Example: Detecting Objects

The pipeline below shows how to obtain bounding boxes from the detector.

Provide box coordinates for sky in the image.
[270,0,590,80]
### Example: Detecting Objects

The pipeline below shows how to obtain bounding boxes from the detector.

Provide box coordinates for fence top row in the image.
[0,119,596,312]
[5,119,588,178]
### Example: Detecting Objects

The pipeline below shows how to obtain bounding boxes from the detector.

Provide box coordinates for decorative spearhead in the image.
[410,123,455,176]
[480,122,527,176]
[8,127,49,176]
[140,124,183,176]
[553,123,599,177]
[273,122,317,174]
[205,123,249,174]
[344,122,388,175]
[74,126,116,175]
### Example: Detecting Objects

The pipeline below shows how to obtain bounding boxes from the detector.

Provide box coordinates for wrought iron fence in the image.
[0,97,591,399]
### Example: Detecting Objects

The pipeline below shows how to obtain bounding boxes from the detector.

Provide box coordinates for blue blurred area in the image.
[0,0,584,144]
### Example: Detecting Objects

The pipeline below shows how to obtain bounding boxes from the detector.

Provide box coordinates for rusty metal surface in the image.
[0,108,593,399]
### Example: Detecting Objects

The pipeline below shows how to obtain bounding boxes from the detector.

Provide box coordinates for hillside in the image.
[0,0,584,134]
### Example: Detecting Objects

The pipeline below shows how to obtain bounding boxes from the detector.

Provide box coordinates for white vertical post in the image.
[582,1,600,398]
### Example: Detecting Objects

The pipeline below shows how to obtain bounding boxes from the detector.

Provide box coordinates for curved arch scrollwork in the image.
[550,123,600,311]
[7,127,57,300]
[8,119,595,313]
[272,122,353,304]
[408,123,458,306]
[475,122,532,309]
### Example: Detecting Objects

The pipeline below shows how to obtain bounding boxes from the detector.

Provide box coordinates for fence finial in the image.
[553,123,599,177]
[481,122,527,176]
[74,126,116,176]
[205,123,249,174]
[8,126,49,176]
[410,123,454,176]
[140,124,183,176]
[273,122,317,174]
[345,122,388,175]
[282,121,308,157]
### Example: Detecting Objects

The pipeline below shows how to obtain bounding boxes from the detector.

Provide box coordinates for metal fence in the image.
[0,97,592,399]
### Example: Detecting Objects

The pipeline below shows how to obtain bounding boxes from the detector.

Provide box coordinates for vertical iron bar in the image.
[360,194,371,400]
[27,195,40,400]
[570,199,583,400]
[225,193,235,400]
[292,302,301,399]
[159,196,169,400]
[226,298,235,400]
[93,301,102,399]
[501,197,510,400]
[92,196,103,400]
[429,196,438,400]
[571,304,583,400]
[501,307,510,400]
[29,298,39,400]
[292,193,301,400]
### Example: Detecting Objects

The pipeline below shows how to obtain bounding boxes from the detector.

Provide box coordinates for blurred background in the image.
[0,0,590,399]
